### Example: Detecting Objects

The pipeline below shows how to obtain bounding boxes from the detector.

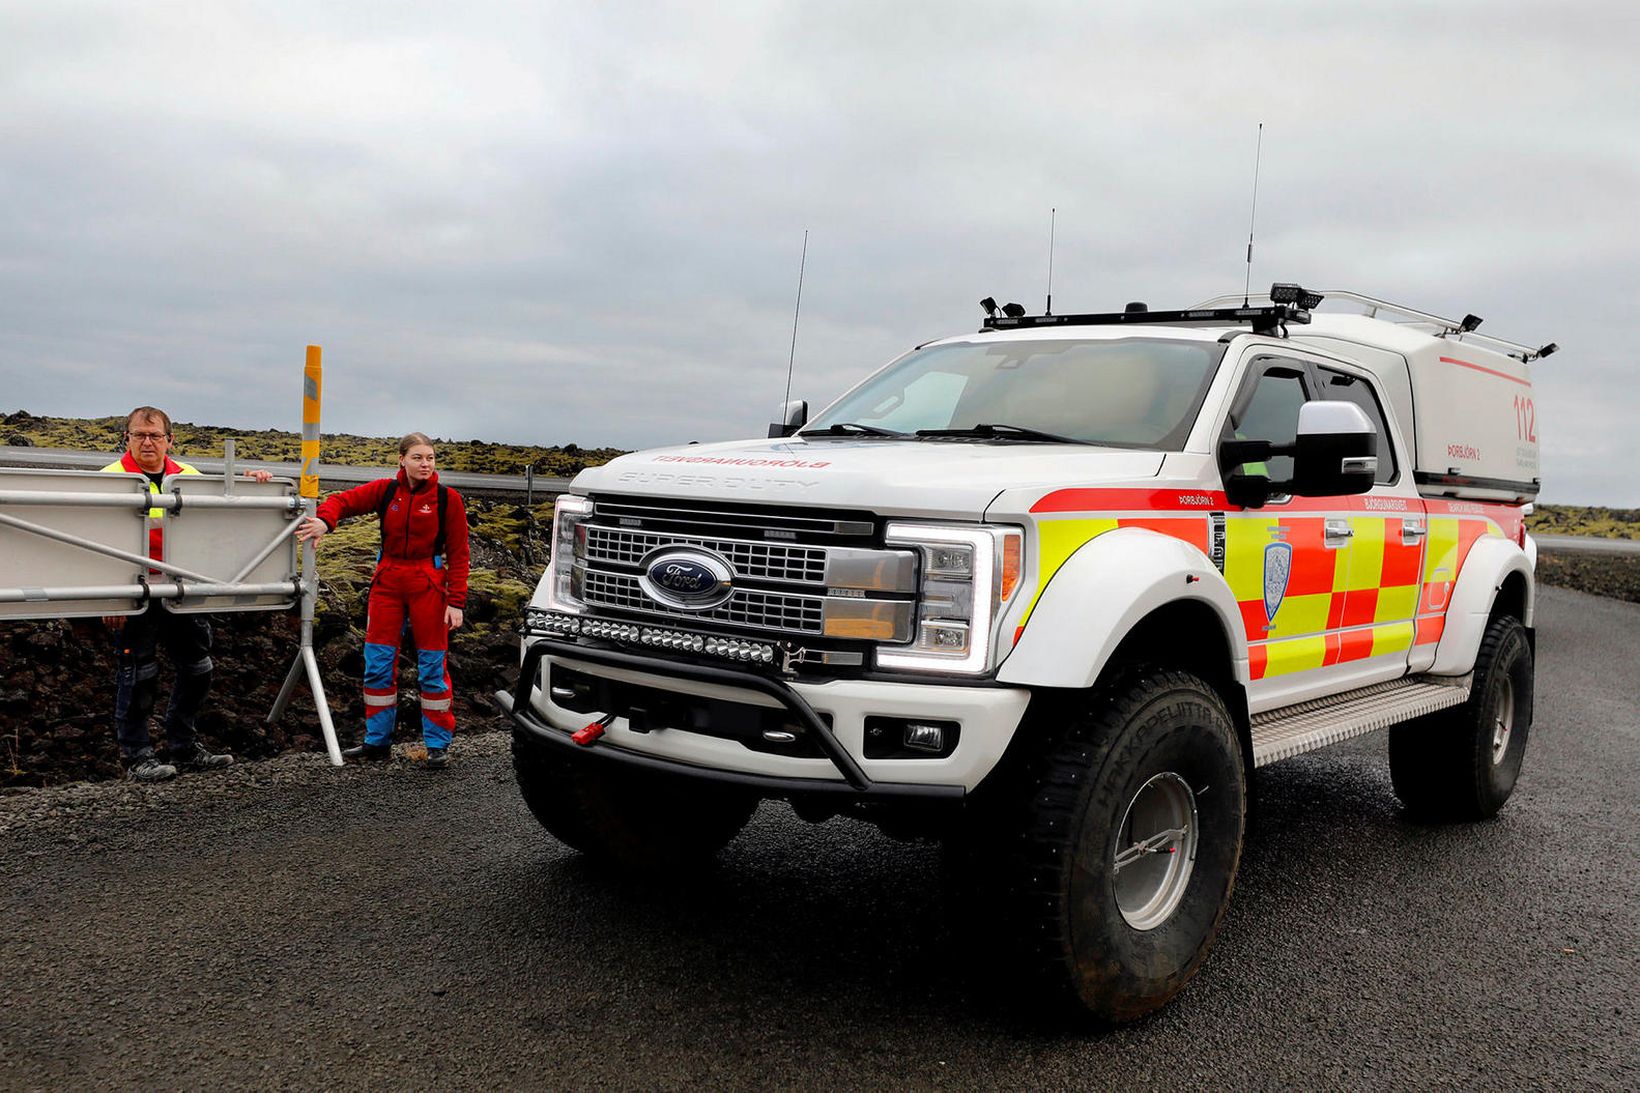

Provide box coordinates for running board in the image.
[1250,675,1472,767]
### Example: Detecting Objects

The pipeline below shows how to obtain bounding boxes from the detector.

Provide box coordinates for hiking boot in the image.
[423,747,449,771]
[343,742,392,763]
[173,743,234,772]
[126,757,178,784]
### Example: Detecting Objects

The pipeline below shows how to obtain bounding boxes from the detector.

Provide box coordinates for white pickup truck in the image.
[500,284,1551,1021]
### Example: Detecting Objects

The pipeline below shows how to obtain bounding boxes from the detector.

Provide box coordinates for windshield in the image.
[805,337,1227,449]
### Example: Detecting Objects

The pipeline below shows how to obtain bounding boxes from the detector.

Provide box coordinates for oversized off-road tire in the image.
[959,668,1247,1023]
[511,733,757,872]
[1389,614,1533,821]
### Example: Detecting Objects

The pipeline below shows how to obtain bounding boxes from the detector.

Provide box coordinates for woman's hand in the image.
[445,606,464,631]
[294,516,329,545]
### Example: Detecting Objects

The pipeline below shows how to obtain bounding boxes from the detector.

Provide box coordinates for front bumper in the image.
[500,637,1031,799]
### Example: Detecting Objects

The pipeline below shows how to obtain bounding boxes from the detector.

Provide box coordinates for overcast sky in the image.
[2,1,1635,503]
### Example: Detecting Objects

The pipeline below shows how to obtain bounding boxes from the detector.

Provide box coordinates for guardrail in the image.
[0,446,574,498]
[1534,533,1640,556]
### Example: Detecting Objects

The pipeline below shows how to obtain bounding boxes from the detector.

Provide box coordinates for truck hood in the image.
[572,437,1165,518]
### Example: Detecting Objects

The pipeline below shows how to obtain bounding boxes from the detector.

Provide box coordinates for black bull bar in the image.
[498,636,965,802]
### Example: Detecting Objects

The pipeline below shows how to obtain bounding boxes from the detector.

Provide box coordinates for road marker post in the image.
[266,345,344,766]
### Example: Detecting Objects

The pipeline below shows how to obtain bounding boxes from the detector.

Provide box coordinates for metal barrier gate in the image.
[0,345,345,765]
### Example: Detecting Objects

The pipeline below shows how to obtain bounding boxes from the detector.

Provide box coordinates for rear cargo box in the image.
[1296,316,1541,503]
[1402,337,1539,501]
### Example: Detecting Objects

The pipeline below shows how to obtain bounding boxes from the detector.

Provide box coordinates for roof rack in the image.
[981,303,1310,335]
[1191,289,1557,362]
[980,282,1323,337]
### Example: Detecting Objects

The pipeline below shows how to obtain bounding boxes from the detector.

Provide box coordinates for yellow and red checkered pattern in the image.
[1022,487,1520,683]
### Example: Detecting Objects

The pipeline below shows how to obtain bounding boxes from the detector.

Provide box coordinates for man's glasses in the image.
[127,432,169,442]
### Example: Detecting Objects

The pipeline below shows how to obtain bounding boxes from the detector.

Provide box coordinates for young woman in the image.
[296,433,470,769]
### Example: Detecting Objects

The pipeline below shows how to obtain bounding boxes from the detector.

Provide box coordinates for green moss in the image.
[467,568,532,619]
[1526,505,1640,541]
[2,408,625,478]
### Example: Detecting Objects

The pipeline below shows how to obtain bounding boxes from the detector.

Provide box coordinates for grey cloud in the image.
[1,2,1636,503]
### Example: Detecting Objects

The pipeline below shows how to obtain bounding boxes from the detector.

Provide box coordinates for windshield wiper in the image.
[914,423,1091,444]
[799,422,909,437]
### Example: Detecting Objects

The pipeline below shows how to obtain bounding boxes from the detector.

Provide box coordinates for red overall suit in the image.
[316,470,470,748]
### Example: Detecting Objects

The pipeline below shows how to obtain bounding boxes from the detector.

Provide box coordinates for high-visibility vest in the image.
[101,451,201,559]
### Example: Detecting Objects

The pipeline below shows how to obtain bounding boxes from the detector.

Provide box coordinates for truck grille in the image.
[582,571,826,634]
[584,526,826,584]
[578,494,916,643]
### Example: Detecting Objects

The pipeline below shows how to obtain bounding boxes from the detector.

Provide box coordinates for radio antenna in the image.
[781,229,808,418]
[1045,207,1056,316]
[1244,122,1263,306]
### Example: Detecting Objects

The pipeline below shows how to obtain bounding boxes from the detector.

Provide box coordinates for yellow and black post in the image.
[267,345,343,765]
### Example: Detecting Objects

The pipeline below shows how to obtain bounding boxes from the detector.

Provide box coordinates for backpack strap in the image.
[372,479,398,562]
[435,484,449,561]
[375,479,398,522]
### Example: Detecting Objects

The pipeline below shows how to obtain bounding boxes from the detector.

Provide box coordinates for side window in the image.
[1318,367,1396,483]
[1224,362,1308,482]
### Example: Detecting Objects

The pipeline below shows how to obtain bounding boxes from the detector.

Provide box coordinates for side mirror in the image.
[768,399,809,438]
[1290,400,1377,497]
[1217,400,1378,508]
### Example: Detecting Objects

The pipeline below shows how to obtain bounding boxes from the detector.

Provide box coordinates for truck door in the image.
[1312,364,1427,678]
[1219,355,1357,706]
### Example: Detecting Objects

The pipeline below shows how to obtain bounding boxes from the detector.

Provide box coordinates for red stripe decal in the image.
[1032,488,1227,513]
[1439,356,1531,387]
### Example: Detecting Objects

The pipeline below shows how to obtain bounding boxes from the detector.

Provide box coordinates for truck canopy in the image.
[1292,313,1540,502]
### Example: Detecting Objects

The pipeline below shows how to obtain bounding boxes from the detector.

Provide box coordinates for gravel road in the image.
[3,585,1637,1091]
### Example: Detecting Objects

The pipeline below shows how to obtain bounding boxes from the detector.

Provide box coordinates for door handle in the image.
[1324,518,1354,546]
[1402,519,1427,545]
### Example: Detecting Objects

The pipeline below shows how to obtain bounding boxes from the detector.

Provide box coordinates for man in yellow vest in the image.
[101,406,271,783]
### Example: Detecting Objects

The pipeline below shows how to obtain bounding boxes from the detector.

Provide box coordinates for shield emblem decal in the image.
[1263,542,1292,623]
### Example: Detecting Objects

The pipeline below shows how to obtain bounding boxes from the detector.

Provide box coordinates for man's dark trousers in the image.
[113,603,214,761]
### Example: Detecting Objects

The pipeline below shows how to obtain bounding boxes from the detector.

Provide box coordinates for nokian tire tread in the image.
[511,733,757,872]
[956,666,1247,1024]
[1389,614,1533,822]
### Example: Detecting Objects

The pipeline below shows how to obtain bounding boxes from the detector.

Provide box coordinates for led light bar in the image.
[524,609,779,666]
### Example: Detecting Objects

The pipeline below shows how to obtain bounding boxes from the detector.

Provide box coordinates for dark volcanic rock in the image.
[1,505,534,788]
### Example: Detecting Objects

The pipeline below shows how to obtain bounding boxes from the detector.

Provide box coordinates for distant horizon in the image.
[5,403,1629,510]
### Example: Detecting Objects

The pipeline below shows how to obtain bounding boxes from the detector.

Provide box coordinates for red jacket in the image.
[316,469,470,609]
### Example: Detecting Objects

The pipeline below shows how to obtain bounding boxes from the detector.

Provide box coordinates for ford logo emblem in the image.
[638,547,734,611]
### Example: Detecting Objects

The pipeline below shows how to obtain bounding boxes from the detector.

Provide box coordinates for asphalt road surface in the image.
[3,586,1636,1090]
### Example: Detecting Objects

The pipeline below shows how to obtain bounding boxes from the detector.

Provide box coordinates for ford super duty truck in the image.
[499,284,1551,1021]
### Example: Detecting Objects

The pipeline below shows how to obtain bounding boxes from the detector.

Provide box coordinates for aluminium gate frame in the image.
[0,439,344,766]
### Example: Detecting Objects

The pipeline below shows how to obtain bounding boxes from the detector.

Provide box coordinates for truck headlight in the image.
[876,523,1023,675]
[541,495,592,613]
